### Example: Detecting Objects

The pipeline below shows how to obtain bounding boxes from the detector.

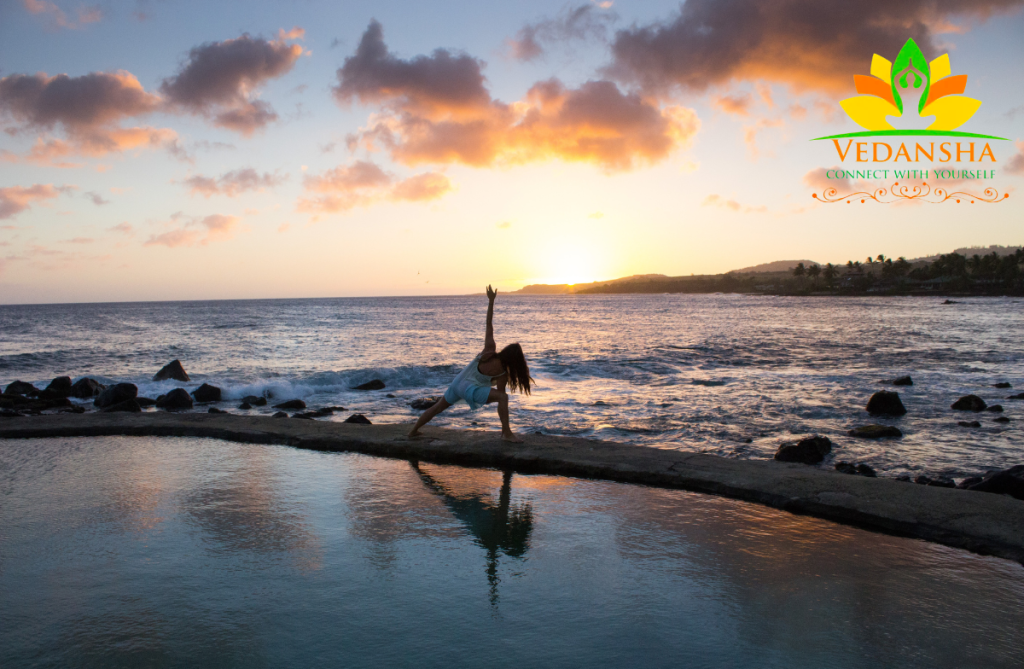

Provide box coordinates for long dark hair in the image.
[497,343,533,395]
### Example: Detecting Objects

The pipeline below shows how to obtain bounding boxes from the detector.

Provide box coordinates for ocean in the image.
[1,294,1021,479]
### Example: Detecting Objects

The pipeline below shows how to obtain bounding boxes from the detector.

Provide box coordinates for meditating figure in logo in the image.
[408,285,532,442]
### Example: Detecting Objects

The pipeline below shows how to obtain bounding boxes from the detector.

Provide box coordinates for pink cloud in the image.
[22,0,102,30]
[184,168,287,197]
[144,214,241,248]
[0,183,67,219]
[297,160,452,215]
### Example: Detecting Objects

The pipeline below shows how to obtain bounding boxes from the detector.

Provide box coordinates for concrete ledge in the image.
[2,412,1023,565]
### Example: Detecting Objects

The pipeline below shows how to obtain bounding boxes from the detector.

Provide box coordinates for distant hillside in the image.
[730,260,821,273]
[909,245,1022,264]
[513,274,668,294]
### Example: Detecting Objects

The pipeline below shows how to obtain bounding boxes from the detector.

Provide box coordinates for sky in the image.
[1,0,1023,303]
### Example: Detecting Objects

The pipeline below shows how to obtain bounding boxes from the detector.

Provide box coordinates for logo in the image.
[810,38,1008,205]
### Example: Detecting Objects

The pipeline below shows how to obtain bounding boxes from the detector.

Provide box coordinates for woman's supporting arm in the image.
[484,284,496,352]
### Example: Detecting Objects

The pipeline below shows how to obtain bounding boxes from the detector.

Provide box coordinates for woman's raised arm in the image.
[484,285,496,352]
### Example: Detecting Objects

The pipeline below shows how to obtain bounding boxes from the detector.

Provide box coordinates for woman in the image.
[409,285,532,442]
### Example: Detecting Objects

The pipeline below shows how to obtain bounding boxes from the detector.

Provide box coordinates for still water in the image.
[1,437,1022,668]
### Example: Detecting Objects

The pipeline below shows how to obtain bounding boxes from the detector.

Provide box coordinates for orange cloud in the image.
[0,184,68,219]
[337,22,699,172]
[742,117,783,160]
[297,160,452,215]
[505,4,617,62]
[184,168,287,197]
[712,93,752,116]
[1007,140,1024,175]
[607,0,1024,95]
[803,167,852,194]
[22,0,102,30]
[144,214,241,248]
[702,193,767,214]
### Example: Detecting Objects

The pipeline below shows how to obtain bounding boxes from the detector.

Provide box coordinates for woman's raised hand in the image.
[486,284,497,301]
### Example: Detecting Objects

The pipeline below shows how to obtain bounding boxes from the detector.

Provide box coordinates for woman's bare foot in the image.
[501,432,524,443]
[408,429,422,438]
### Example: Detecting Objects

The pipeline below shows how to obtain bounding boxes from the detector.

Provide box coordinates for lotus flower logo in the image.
[840,38,981,132]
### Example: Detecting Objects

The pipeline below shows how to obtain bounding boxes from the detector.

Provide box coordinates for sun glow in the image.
[531,241,608,286]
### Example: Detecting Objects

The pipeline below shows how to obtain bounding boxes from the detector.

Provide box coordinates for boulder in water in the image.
[835,462,877,477]
[957,421,981,428]
[43,376,73,398]
[241,395,268,406]
[156,388,192,410]
[985,404,1003,413]
[915,475,955,488]
[136,397,157,407]
[94,383,138,408]
[345,413,372,424]
[153,359,189,382]
[891,376,913,386]
[101,399,142,413]
[994,416,1011,423]
[866,391,906,416]
[192,383,222,403]
[848,424,902,439]
[208,407,227,414]
[410,397,440,410]
[951,395,986,411]
[238,402,253,410]
[353,380,385,391]
[965,465,1024,500]
[272,411,288,418]
[774,435,831,464]
[70,378,105,398]
[993,382,1012,389]
[1009,393,1024,400]
[4,381,39,396]
[273,399,306,410]
[957,477,984,489]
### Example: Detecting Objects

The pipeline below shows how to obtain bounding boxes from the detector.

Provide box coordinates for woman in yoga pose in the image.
[408,285,531,442]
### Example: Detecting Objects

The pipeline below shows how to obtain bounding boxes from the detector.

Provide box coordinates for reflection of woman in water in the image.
[409,285,532,443]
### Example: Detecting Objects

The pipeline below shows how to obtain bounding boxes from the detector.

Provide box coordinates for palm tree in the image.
[822,263,838,287]
[793,262,806,278]
[807,264,821,287]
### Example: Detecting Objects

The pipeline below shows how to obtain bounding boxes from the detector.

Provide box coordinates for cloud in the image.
[297,160,453,215]
[84,191,110,205]
[742,117,784,159]
[183,168,287,197]
[607,0,1024,95]
[62,237,94,244]
[0,70,176,162]
[506,3,617,62]
[702,193,767,214]
[338,22,699,172]
[0,184,66,219]
[160,32,304,135]
[712,93,752,117]
[803,167,852,193]
[144,214,241,248]
[1007,140,1024,175]
[22,0,102,30]
[108,222,133,235]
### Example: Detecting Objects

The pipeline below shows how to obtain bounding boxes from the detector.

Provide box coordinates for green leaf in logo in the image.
[890,38,930,114]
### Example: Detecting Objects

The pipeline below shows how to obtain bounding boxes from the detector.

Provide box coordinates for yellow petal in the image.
[930,54,951,82]
[840,95,900,131]
[870,54,892,83]
[921,96,982,130]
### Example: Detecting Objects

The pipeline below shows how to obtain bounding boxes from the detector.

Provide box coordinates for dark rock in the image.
[241,395,268,406]
[774,435,832,464]
[352,379,385,391]
[272,411,288,418]
[895,474,912,482]
[156,388,193,410]
[43,376,73,398]
[957,421,982,428]
[101,399,142,413]
[835,462,857,474]
[942,299,959,304]
[136,397,157,407]
[191,383,222,403]
[866,391,906,416]
[345,413,372,424]
[94,383,138,408]
[208,407,227,414]
[856,464,877,477]
[891,376,913,386]
[273,399,306,410]
[4,381,39,396]
[994,416,1011,423]
[238,402,253,410]
[0,395,70,411]
[848,424,903,439]
[58,405,86,414]
[386,393,396,398]
[321,406,346,412]
[965,465,1024,501]
[1009,393,1024,400]
[951,394,986,411]
[985,404,1003,413]
[958,477,984,489]
[410,397,440,410]
[292,413,315,420]
[993,382,1013,389]
[70,378,105,398]
[153,359,190,382]
[1,409,22,418]
[914,475,955,488]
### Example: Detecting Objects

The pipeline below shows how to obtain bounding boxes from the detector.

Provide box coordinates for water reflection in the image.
[411,461,533,605]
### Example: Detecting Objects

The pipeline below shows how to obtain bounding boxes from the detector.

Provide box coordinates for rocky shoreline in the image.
[1,411,1023,567]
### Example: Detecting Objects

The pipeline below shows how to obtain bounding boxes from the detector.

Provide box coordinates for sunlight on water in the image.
[1,437,1022,668]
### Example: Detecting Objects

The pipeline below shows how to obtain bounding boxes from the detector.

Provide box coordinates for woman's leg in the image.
[408,397,452,437]
[487,389,523,442]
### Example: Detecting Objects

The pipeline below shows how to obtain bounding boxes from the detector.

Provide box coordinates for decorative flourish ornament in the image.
[813,182,1009,204]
